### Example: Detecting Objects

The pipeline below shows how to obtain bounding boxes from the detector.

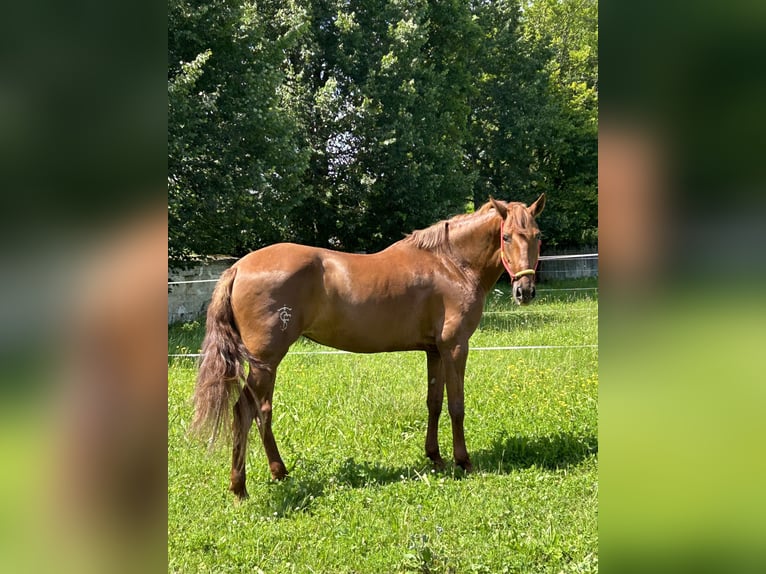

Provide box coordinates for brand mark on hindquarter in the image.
[277,306,292,331]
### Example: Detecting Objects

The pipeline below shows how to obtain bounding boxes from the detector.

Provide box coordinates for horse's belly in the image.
[304,311,432,353]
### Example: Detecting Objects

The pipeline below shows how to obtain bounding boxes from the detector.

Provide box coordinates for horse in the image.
[192,194,545,498]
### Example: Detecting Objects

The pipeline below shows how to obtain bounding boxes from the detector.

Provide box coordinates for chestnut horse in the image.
[192,195,545,498]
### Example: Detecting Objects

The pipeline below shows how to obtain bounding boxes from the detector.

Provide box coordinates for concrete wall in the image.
[168,258,237,324]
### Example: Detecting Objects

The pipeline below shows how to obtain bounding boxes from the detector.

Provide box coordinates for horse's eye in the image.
[535,232,541,240]
[502,234,511,243]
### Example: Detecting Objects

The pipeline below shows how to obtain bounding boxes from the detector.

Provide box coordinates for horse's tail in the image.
[191,266,246,448]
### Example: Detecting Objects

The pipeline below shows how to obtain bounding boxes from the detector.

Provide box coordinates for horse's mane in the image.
[404,203,493,251]
[404,200,531,252]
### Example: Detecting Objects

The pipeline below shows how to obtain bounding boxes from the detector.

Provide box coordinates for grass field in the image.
[168,279,598,573]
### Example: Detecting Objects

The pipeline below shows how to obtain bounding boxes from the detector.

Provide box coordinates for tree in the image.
[521,0,598,247]
[285,0,480,252]
[467,0,597,249]
[168,0,309,261]
[468,0,555,209]
[167,0,598,260]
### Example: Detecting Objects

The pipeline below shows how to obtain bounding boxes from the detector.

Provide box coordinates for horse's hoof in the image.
[270,463,289,481]
[230,474,249,498]
[230,486,249,499]
[456,459,473,474]
[429,456,446,471]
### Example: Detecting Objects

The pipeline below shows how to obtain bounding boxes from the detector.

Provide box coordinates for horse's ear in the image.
[489,196,508,218]
[529,193,546,217]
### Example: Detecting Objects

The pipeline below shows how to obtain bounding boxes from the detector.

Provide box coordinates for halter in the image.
[499,224,538,282]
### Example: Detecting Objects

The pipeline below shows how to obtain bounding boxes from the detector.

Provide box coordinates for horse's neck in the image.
[448,216,504,293]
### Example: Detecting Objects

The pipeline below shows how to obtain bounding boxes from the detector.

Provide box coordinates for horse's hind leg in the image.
[230,387,256,498]
[247,361,289,480]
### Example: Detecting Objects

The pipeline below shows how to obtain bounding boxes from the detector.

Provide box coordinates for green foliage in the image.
[168,0,598,260]
[520,0,598,247]
[168,0,311,261]
[468,0,553,205]
[168,287,598,572]
[283,0,481,252]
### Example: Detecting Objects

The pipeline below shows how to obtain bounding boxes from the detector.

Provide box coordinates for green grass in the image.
[168,279,598,573]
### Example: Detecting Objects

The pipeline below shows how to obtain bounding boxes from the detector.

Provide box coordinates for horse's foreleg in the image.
[230,387,256,499]
[425,350,445,468]
[441,343,472,472]
[248,362,288,481]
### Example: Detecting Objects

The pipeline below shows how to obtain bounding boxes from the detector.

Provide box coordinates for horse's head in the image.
[491,194,546,305]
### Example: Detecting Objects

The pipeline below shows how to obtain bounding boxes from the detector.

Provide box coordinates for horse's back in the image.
[227,242,450,355]
[235,242,321,273]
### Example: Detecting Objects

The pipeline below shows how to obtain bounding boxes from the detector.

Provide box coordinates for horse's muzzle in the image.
[512,277,536,305]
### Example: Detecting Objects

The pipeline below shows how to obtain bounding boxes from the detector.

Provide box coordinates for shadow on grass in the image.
[265,466,327,517]
[479,312,564,332]
[471,432,598,473]
[265,458,429,517]
[265,432,596,517]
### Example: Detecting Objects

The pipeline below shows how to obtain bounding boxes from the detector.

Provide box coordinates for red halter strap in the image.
[499,224,537,282]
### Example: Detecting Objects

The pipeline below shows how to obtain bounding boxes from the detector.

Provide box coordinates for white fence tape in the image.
[538,253,597,260]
